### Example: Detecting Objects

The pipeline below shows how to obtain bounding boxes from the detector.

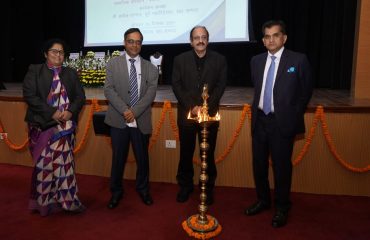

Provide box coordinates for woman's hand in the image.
[59,110,72,122]
[52,110,63,124]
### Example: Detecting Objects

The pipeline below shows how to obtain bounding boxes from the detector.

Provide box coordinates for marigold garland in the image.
[1,100,370,172]
[182,215,222,239]
[0,121,29,151]
[72,99,95,154]
[96,100,177,163]
[149,100,170,150]
[191,104,250,164]
[318,106,370,172]
[166,102,179,140]
[215,104,250,163]
[292,106,321,165]
[125,100,176,162]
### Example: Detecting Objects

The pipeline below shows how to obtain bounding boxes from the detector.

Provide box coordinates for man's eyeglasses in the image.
[48,49,65,56]
[126,39,142,45]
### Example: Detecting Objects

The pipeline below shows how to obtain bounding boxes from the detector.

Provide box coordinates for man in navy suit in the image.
[244,20,313,227]
[104,28,158,209]
[172,26,227,205]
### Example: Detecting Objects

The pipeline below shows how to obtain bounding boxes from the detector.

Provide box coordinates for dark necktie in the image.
[129,59,139,107]
[263,55,276,114]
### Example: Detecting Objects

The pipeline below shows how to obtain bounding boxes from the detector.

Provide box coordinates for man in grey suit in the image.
[104,28,158,209]
[244,20,313,227]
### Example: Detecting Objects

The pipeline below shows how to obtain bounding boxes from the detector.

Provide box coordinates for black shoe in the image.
[107,195,122,209]
[139,193,153,206]
[176,188,194,203]
[244,201,270,216]
[272,210,288,228]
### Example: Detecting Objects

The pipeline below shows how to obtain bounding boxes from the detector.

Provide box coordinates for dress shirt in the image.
[125,54,141,97]
[258,47,284,112]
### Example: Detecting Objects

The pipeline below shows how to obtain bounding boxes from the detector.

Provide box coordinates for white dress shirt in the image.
[258,47,285,113]
[125,53,141,98]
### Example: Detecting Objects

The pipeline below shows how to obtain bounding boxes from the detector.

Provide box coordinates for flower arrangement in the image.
[65,50,121,87]
[182,215,222,239]
[112,50,121,57]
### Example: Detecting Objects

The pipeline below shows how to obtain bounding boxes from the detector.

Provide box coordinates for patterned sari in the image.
[28,66,84,216]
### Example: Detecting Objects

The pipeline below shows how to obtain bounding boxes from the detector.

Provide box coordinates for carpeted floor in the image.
[0,163,369,240]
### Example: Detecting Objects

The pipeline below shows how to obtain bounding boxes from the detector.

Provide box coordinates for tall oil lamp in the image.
[182,84,222,239]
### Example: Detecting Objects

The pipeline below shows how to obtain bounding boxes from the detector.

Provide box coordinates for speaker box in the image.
[92,111,110,135]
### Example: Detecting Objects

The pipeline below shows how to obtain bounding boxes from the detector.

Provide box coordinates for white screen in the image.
[84,0,250,46]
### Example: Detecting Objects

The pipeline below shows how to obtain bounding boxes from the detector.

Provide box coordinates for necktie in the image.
[263,55,276,114]
[129,59,139,107]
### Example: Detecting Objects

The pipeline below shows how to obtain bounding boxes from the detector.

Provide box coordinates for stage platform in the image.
[1,83,370,112]
[1,83,370,197]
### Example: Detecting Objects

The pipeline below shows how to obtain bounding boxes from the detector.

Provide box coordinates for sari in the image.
[28,66,85,216]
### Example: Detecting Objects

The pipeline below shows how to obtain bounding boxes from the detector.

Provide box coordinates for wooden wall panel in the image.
[1,101,369,196]
[353,0,370,98]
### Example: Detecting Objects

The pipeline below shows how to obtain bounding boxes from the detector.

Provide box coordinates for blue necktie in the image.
[263,56,276,114]
[129,59,139,107]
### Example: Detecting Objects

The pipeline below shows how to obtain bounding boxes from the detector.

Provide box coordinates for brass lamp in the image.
[182,84,222,239]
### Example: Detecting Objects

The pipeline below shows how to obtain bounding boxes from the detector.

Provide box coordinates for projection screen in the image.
[84,0,251,46]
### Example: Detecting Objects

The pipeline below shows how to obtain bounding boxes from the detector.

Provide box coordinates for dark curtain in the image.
[1,0,357,89]
[0,1,13,88]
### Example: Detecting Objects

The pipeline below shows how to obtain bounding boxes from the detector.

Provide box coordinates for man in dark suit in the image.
[104,28,158,208]
[172,26,227,205]
[244,20,313,227]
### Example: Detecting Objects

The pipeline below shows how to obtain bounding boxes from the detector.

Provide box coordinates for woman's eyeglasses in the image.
[48,49,65,56]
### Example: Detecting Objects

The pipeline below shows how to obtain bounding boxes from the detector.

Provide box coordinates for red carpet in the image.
[0,163,369,240]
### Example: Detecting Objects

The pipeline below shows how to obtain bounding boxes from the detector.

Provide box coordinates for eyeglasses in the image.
[48,49,65,56]
[126,39,142,45]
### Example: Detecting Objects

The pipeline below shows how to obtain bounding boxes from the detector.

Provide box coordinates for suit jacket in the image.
[104,54,158,134]
[172,50,227,126]
[23,64,86,128]
[251,49,313,137]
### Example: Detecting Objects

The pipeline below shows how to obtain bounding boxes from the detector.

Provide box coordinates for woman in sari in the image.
[23,38,86,216]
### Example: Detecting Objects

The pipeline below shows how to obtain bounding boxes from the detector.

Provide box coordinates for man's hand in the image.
[123,109,135,123]
[191,106,201,116]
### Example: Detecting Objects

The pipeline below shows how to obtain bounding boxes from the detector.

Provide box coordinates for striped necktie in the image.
[129,59,139,107]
